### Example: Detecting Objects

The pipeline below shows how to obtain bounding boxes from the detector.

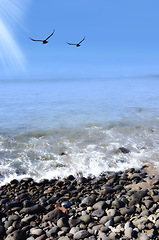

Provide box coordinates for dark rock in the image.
[129,190,148,207]
[20,204,45,214]
[119,206,135,216]
[5,229,26,240]
[43,209,66,224]
[118,147,130,154]
[101,185,114,195]
[6,200,22,209]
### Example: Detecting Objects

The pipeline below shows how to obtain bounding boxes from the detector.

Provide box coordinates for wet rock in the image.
[117,147,130,154]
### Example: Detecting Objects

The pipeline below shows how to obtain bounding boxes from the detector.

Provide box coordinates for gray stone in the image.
[119,206,135,216]
[92,209,105,218]
[74,230,91,239]
[57,217,69,228]
[107,209,116,217]
[80,214,91,224]
[30,228,44,236]
[81,196,94,206]
[46,226,59,237]
[93,201,107,210]
[20,204,44,214]
[58,237,70,240]
[69,217,81,228]
[112,199,124,208]
[5,229,26,240]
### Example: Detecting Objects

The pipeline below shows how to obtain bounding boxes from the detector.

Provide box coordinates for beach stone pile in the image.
[0,166,159,240]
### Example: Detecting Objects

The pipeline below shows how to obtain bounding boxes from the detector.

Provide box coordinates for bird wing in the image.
[66,42,77,45]
[45,29,55,40]
[78,36,85,44]
[29,37,43,42]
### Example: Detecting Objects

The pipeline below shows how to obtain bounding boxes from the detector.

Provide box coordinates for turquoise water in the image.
[0,76,159,184]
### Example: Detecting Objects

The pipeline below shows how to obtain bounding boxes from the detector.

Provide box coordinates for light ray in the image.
[0,0,29,71]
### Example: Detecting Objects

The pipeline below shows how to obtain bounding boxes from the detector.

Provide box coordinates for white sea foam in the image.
[1,77,159,185]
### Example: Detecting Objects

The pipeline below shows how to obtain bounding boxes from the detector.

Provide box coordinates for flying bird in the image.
[30,29,55,44]
[66,36,86,47]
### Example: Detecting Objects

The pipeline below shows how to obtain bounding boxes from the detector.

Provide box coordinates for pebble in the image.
[0,167,159,240]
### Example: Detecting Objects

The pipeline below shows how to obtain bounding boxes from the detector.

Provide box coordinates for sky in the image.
[1,0,159,80]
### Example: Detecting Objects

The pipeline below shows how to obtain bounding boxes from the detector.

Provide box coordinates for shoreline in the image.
[0,166,159,239]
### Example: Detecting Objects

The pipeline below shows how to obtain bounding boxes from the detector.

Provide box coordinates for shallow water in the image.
[0,76,159,185]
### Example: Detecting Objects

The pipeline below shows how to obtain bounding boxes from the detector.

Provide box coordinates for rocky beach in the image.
[0,165,159,240]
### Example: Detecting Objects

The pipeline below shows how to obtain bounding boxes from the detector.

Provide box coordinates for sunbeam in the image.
[0,0,29,71]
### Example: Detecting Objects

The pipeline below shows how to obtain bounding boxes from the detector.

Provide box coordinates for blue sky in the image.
[1,0,159,79]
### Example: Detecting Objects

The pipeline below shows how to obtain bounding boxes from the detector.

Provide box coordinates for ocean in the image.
[0,76,159,185]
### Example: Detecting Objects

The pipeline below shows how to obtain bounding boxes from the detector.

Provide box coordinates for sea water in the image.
[0,76,159,185]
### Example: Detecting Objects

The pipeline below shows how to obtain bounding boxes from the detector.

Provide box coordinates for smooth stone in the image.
[43,208,66,223]
[98,232,108,240]
[6,200,22,209]
[101,185,114,195]
[118,147,130,153]
[107,209,116,217]
[119,206,135,215]
[138,233,150,240]
[58,237,70,240]
[69,217,81,228]
[20,204,44,214]
[81,196,94,206]
[105,219,114,228]
[92,209,105,218]
[93,201,107,210]
[74,230,91,239]
[46,226,60,237]
[129,190,148,207]
[112,199,125,208]
[125,227,133,238]
[5,229,26,240]
[80,214,92,224]
[155,219,159,228]
[113,215,124,224]
[100,216,112,224]
[30,228,44,236]
[57,217,69,228]
[8,215,20,221]
[61,201,71,208]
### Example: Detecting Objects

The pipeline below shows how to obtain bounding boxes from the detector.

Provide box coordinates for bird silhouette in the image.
[66,36,85,47]
[30,29,55,44]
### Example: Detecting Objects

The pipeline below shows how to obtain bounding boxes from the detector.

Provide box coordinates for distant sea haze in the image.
[0,76,159,185]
